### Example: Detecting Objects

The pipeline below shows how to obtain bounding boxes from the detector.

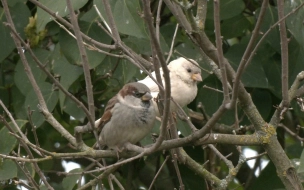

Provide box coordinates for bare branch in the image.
[66,0,100,148]
[142,0,171,153]
[156,0,163,43]
[213,0,230,104]
[246,2,304,72]
[3,22,77,148]
[28,0,116,50]
[230,0,269,109]
[277,0,289,108]
[196,0,207,30]
[101,0,121,43]
[208,144,234,169]
[148,156,170,190]
[166,24,179,63]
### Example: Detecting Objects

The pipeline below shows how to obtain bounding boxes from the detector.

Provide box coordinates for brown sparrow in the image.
[138,57,202,115]
[95,82,156,151]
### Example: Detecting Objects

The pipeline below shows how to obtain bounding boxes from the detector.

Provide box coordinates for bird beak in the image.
[141,92,152,101]
[191,73,202,82]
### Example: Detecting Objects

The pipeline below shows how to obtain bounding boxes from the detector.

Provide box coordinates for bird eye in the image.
[187,68,192,73]
[133,91,143,98]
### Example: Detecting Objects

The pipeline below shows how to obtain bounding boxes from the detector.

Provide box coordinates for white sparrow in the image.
[95,82,156,151]
[138,57,202,115]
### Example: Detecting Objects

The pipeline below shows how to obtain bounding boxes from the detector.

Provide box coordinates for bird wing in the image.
[138,68,164,93]
[96,95,117,131]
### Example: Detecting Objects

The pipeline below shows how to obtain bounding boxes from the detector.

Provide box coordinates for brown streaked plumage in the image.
[96,82,156,151]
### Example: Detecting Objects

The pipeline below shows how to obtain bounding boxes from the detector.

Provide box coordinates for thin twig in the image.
[0,103,53,190]
[278,124,304,142]
[67,152,146,176]
[101,0,121,43]
[246,2,304,72]
[142,0,171,153]
[171,152,185,190]
[270,71,304,126]
[77,164,120,190]
[28,0,115,50]
[156,0,163,43]
[12,159,39,190]
[203,85,224,93]
[6,24,95,141]
[148,156,170,190]
[27,106,44,157]
[93,4,112,34]
[213,0,230,104]
[166,23,179,63]
[246,152,267,161]
[230,0,268,109]
[4,22,78,147]
[66,0,100,148]
[208,144,233,169]
[277,0,289,108]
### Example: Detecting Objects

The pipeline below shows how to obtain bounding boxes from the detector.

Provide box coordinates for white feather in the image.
[138,57,202,115]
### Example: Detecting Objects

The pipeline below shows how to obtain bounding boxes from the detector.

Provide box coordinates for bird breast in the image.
[170,78,197,108]
[101,101,155,148]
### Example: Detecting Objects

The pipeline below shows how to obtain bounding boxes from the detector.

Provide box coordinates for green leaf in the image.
[121,59,141,83]
[248,162,284,190]
[0,160,18,180]
[14,49,50,96]
[196,76,235,125]
[0,2,30,62]
[0,120,28,154]
[123,37,152,55]
[123,34,169,57]
[17,162,35,180]
[141,119,160,146]
[24,82,58,128]
[8,0,27,6]
[59,21,111,69]
[225,39,269,89]
[285,0,304,48]
[113,0,148,38]
[262,57,281,98]
[39,186,49,190]
[197,76,222,117]
[52,44,83,110]
[36,0,88,32]
[251,89,272,120]
[93,0,147,38]
[289,40,304,87]
[221,14,252,39]
[95,56,117,77]
[178,158,206,189]
[176,108,192,137]
[207,0,245,20]
[62,168,83,190]
[63,97,86,122]
[259,6,280,53]
[12,86,27,120]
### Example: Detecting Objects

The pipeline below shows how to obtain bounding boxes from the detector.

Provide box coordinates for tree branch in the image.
[277,0,289,108]
[213,0,230,104]
[142,0,171,153]
[66,0,100,148]
[230,0,268,109]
